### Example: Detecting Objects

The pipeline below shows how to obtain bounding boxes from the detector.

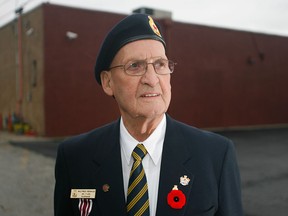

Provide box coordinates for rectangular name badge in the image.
[70,189,96,199]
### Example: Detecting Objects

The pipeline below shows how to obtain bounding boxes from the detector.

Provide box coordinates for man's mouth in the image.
[141,93,160,97]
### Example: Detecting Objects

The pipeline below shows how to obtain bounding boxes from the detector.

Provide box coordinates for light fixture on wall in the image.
[66,31,78,40]
[26,28,34,36]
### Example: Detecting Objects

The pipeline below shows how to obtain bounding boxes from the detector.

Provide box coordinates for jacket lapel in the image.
[91,120,127,216]
[156,116,194,216]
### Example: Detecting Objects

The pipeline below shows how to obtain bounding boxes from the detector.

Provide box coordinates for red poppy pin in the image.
[167,185,186,209]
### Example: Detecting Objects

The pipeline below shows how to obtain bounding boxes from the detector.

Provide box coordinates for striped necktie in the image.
[127,144,150,216]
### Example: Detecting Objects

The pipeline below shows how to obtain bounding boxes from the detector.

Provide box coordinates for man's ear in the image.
[100,71,114,96]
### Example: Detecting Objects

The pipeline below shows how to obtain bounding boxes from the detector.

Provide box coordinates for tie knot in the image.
[132,144,147,161]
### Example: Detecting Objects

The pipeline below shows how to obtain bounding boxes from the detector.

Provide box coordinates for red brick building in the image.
[0,3,287,137]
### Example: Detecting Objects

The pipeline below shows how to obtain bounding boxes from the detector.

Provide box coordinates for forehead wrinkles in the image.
[112,40,166,64]
[127,56,167,64]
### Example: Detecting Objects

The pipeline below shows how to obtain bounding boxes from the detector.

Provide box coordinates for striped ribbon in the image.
[78,198,92,216]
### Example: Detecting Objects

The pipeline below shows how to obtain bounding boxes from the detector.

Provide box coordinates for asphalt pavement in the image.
[0,127,287,216]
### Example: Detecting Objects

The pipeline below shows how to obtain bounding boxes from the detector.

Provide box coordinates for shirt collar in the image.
[120,115,166,166]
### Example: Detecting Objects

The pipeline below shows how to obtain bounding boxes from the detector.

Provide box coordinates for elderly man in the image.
[54,14,243,216]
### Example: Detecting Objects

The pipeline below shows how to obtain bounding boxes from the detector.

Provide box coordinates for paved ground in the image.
[219,128,288,216]
[0,133,55,216]
[0,127,287,216]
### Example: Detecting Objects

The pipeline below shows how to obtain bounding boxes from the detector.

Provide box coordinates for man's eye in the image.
[127,62,143,71]
[154,60,166,68]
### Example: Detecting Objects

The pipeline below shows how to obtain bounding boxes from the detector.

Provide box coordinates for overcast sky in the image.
[1,0,288,37]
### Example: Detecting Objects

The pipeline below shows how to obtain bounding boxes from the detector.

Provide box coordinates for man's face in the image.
[101,39,171,121]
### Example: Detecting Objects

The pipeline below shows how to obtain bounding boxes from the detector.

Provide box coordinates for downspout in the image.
[15,7,23,117]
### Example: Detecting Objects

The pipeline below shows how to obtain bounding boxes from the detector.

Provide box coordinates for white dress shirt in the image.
[120,115,166,216]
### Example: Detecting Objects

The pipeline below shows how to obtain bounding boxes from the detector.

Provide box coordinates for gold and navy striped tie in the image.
[127,144,150,216]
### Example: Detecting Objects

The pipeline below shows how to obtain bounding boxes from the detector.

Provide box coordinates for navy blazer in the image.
[54,115,243,216]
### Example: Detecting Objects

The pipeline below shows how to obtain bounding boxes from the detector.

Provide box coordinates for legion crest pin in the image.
[180,175,190,186]
[102,184,110,192]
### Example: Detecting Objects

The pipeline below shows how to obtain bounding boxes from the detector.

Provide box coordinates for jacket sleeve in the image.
[54,143,74,216]
[216,141,243,216]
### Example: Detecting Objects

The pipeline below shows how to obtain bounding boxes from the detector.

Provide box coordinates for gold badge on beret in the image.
[148,16,162,37]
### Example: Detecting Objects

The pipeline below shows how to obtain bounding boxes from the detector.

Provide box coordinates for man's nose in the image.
[146,63,157,74]
[141,63,159,86]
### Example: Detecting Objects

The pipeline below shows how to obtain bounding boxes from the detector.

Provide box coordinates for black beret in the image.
[94,13,166,85]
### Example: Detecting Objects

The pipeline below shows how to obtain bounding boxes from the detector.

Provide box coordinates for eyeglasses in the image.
[108,58,176,76]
